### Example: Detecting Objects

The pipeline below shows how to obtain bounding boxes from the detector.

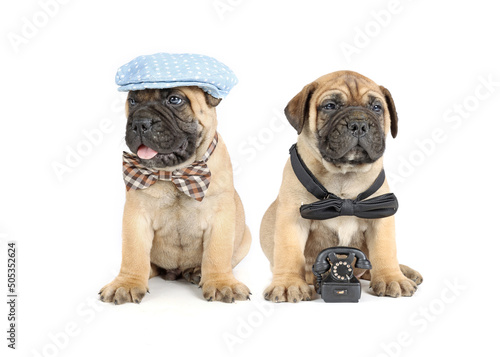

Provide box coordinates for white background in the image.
[2,0,499,356]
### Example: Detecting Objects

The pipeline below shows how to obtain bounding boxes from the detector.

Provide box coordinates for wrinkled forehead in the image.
[314,73,383,105]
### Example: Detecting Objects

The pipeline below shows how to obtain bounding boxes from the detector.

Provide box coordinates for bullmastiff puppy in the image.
[100,87,251,304]
[260,71,423,302]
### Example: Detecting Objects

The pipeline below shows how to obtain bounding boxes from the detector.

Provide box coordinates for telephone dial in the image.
[312,247,372,302]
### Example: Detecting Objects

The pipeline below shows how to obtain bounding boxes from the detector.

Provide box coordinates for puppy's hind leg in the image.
[232,225,251,268]
[232,191,252,268]
[182,267,201,285]
[149,263,161,279]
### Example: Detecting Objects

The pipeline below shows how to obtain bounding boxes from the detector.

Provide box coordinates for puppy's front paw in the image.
[400,264,423,285]
[264,276,313,303]
[201,275,250,303]
[370,272,417,297]
[99,276,148,305]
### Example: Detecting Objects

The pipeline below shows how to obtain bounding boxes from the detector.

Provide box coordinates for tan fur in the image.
[260,71,422,302]
[100,87,251,304]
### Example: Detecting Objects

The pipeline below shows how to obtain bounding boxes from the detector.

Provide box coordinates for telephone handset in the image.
[312,247,372,302]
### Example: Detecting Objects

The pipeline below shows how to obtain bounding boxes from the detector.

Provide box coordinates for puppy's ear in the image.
[204,92,222,107]
[285,82,318,134]
[380,86,398,138]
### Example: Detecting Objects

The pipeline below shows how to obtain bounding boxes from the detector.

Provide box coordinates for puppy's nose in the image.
[347,120,369,138]
[132,118,153,133]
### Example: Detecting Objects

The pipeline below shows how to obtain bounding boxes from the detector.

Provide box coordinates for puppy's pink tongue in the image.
[137,145,158,159]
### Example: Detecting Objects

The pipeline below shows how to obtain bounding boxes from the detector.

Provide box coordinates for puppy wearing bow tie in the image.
[100,54,251,304]
[260,71,422,302]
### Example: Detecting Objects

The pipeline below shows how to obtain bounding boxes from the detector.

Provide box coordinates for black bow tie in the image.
[289,144,398,220]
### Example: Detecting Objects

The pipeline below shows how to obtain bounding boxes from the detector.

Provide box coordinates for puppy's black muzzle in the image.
[318,107,385,165]
[131,118,153,134]
[125,104,198,168]
[347,120,369,138]
[343,108,371,138]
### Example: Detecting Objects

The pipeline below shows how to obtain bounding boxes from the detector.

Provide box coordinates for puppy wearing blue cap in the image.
[100,53,251,304]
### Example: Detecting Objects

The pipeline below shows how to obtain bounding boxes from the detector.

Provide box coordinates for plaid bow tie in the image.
[122,134,218,202]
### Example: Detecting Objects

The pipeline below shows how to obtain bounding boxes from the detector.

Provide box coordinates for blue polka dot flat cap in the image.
[115,53,238,98]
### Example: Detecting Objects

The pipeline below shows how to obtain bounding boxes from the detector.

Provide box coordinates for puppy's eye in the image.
[324,102,338,110]
[128,98,137,106]
[372,104,383,113]
[167,96,183,105]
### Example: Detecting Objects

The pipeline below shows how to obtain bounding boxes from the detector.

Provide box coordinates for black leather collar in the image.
[289,144,398,220]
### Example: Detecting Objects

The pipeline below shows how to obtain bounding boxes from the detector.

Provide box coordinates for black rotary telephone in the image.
[313,247,372,302]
